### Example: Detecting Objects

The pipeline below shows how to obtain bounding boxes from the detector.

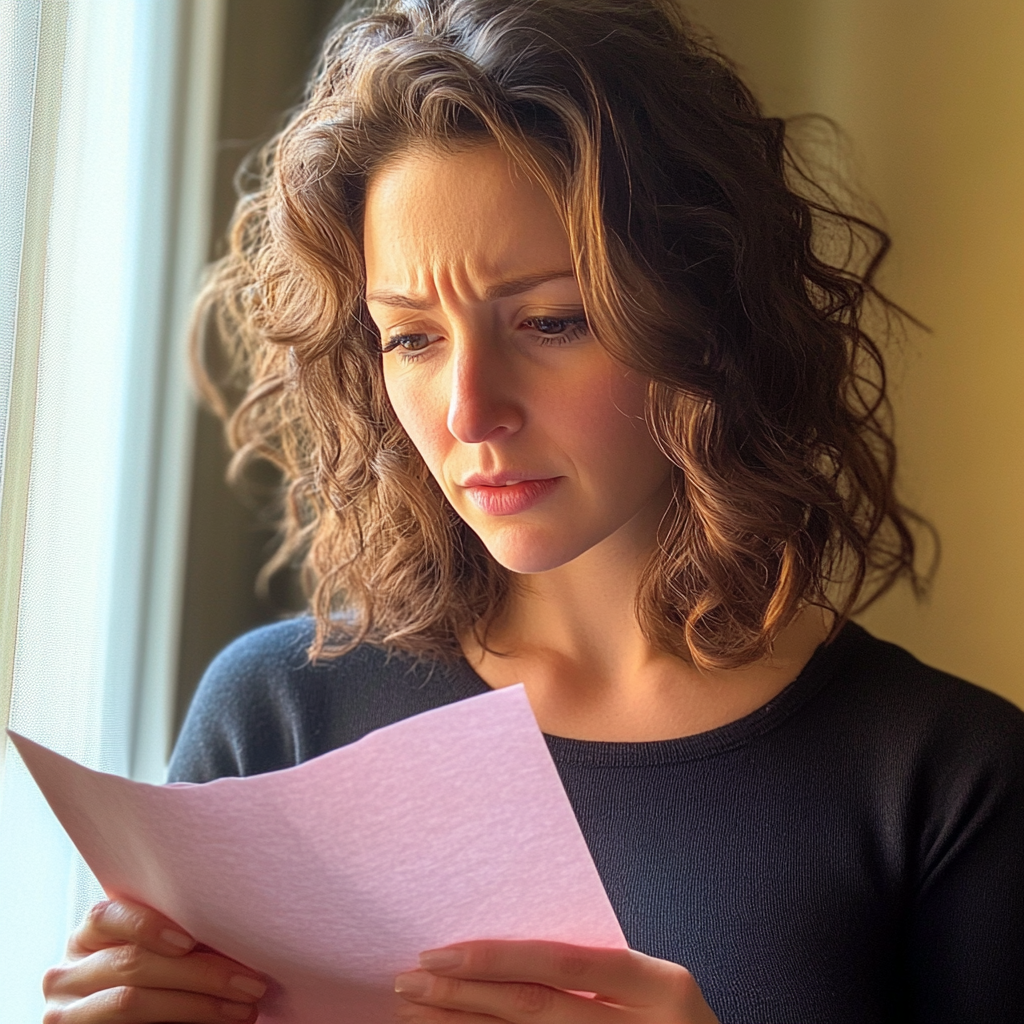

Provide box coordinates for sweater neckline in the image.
[453,621,859,767]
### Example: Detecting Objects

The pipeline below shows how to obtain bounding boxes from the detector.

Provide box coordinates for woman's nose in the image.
[445,335,524,444]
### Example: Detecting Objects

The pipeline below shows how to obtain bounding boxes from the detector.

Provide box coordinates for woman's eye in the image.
[381,332,440,355]
[381,318,589,356]
[522,315,590,345]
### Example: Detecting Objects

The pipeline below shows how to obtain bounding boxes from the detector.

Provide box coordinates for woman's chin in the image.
[471,524,593,575]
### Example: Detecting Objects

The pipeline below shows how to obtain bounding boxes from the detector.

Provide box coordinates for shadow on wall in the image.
[175,0,341,737]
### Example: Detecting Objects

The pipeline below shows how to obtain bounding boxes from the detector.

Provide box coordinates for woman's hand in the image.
[394,940,721,1024]
[42,897,266,1024]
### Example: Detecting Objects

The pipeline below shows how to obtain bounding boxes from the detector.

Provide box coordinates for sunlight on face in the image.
[363,142,673,574]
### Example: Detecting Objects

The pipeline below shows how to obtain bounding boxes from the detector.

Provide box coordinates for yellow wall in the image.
[685,0,1024,706]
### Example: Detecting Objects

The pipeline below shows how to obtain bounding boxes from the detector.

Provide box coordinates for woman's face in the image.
[364,142,673,574]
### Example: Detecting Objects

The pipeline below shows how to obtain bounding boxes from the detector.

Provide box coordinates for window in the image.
[0,1,225,1015]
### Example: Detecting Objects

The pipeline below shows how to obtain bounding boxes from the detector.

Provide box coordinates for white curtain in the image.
[0,1,224,1017]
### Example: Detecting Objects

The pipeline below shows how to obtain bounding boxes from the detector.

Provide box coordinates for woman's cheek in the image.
[385,372,453,481]
[562,367,654,472]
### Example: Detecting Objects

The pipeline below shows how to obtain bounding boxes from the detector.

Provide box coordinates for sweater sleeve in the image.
[908,684,1024,1023]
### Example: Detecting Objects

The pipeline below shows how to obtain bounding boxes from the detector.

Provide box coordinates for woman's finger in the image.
[394,970,621,1024]
[413,941,682,1006]
[44,946,267,1003]
[43,984,256,1024]
[395,1004,507,1024]
[69,899,196,958]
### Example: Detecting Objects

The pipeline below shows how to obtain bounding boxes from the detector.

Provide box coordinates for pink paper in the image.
[9,685,626,1022]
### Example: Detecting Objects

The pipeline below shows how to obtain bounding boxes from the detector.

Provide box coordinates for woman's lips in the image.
[463,477,561,516]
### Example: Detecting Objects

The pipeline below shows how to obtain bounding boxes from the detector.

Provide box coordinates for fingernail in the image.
[418,947,463,970]
[229,975,267,998]
[160,928,195,950]
[394,971,430,997]
[220,1002,253,1020]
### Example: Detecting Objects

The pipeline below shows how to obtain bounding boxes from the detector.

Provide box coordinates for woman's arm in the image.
[908,705,1024,1022]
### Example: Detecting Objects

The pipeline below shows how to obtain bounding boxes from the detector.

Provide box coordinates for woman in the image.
[42,1,1024,1022]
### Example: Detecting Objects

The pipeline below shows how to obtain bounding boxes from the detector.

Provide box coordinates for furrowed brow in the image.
[364,292,434,310]
[365,270,576,310]
[484,270,576,300]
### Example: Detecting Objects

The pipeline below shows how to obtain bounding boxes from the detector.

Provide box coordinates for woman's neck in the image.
[460,526,833,741]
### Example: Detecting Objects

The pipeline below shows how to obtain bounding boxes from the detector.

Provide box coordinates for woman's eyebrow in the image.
[365,270,576,309]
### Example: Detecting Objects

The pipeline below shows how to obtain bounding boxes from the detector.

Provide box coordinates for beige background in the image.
[685,0,1024,707]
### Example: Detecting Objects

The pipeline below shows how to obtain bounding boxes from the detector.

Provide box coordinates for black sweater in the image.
[168,620,1024,1024]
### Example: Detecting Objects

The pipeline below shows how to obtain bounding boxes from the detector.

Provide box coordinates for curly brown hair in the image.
[192,0,930,670]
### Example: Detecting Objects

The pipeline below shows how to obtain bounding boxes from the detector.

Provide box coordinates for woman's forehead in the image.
[362,144,575,306]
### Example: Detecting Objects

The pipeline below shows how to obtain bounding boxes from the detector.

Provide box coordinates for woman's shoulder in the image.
[191,616,390,697]
[837,622,1024,724]
[168,618,482,784]
[823,622,1024,780]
